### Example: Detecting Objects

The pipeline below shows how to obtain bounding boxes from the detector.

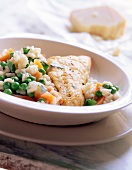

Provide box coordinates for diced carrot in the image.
[0,48,13,62]
[96,96,105,105]
[33,71,42,81]
[34,85,45,101]
[47,86,53,92]
[0,53,10,62]
[13,95,35,101]
[34,94,42,101]
[34,59,43,69]
[34,91,42,101]
[96,82,102,91]
[40,91,55,104]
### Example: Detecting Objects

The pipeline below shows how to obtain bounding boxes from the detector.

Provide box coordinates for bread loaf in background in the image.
[70,6,126,40]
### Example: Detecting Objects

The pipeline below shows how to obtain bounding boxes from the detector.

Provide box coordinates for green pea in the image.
[84,99,96,106]
[39,78,45,85]
[0,75,5,81]
[95,90,102,97]
[11,82,20,91]
[38,98,46,103]
[11,76,19,82]
[17,72,23,79]
[3,82,11,89]
[24,78,32,84]
[103,84,111,89]
[39,68,46,75]
[28,75,36,81]
[27,92,34,98]
[4,88,13,95]
[113,85,119,91]
[111,87,117,94]
[21,83,27,90]
[0,61,7,68]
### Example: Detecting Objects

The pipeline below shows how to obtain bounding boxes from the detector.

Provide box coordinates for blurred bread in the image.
[70,6,126,40]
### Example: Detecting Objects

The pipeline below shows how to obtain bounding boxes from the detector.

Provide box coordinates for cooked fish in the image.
[47,55,91,106]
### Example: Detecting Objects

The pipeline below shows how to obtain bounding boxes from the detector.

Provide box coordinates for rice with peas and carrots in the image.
[0,46,120,106]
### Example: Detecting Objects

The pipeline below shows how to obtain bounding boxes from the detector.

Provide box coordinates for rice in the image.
[0,65,3,71]
[26,65,38,75]
[0,46,120,106]
[83,78,97,99]
[0,81,4,90]
[27,81,47,94]
[0,46,62,105]
[15,69,26,74]
[2,49,8,56]
[1,66,10,76]
[22,73,30,82]
[22,46,41,59]
[5,73,16,77]
[10,51,29,69]
[4,78,14,83]
[83,78,120,104]
[0,71,4,76]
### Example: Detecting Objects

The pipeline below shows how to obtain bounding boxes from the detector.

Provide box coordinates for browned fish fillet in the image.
[47,55,91,106]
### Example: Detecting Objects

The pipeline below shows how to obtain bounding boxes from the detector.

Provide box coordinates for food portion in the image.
[0,46,62,105]
[70,6,126,40]
[83,78,120,106]
[0,46,120,106]
[47,55,91,106]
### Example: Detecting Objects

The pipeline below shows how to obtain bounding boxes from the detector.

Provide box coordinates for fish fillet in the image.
[47,55,91,106]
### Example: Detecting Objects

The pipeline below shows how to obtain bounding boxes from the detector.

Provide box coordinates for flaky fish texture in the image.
[47,55,91,106]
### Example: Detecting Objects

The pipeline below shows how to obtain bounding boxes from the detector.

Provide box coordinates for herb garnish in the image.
[28,57,34,63]
[10,52,14,59]
[23,47,30,54]
[7,60,16,73]
[42,62,49,71]
[51,63,63,70]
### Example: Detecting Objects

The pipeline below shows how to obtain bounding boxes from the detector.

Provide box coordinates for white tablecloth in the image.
[0,0,132,170]
[1,0,132,77]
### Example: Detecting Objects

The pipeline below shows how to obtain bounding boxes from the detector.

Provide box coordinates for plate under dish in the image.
[0,104,132,146]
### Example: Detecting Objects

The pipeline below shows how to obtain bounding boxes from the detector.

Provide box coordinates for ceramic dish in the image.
[0,104,132,146]
[0,36,132,125]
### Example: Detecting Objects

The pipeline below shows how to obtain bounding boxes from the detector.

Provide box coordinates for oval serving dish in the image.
[0,36,132,125]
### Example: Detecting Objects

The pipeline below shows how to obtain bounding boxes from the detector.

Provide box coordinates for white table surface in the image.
[0,0,132,169]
